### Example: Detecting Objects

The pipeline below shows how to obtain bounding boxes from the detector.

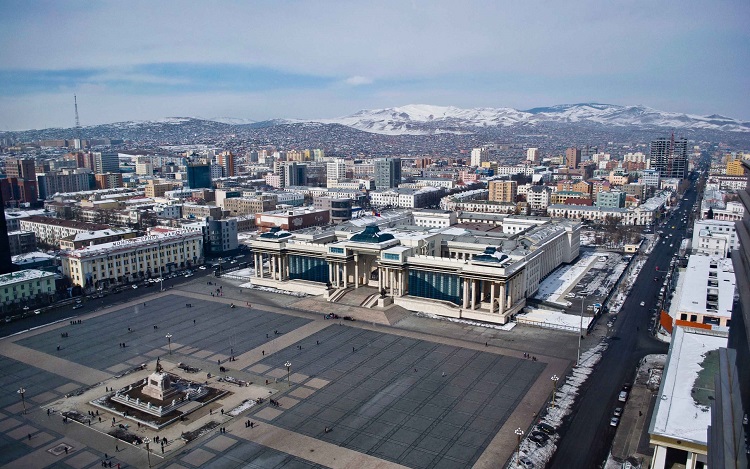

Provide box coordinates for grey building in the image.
[374,158,402,190]
[313,196,352,223]
[596,190,626,208]
[37,169,94,199]
[650,136,688,179]
[7,231,36,256]
[93,152,119,174]
[208,218,238,254]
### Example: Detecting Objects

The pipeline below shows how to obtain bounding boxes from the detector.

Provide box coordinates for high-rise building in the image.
[488,180,517,203]
[650,135,688,179]
[0,190,15,274]
[374,158,402,190]
[284,162,307,187]
[93,152,119,174]
[526,148,539,164]
[186,164,212,189]
[707,159,750,467]
[5,158,37,181]
[218,151,236,177]
[470,148,488,167]
[566,147,581,169]
[326,160,347,187]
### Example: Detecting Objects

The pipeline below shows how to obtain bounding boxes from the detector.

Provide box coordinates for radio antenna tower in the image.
[74,95,82,144]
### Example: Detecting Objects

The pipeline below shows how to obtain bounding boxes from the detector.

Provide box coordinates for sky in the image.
[0,0,748,130]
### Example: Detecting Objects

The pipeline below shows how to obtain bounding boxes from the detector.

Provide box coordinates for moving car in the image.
[640,301,645,306]
[72,304,84,310]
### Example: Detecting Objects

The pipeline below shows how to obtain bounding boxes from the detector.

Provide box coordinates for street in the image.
[550,182,698,469]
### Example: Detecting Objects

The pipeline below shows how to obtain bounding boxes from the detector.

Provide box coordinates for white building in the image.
[326,160,347,187]
[526,148,539,164]
[649,328,726,469]
[691,219,738,257]
[61,229,204,288]
[672,256,736,330]
[413,210,457,228]
[526,186,552,210]
[249,216,580,325]
[470,148,487,167]
[370,187,443,209]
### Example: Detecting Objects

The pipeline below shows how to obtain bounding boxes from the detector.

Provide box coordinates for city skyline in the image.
[1,0,748,130]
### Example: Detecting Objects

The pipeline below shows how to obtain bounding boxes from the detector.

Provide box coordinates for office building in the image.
[93,152,119,174]
[707,157,750,468]
[218,151,236,177]
[135,158,154,176]
[566,147,581,169]
[19,216,112,248]
[94,173,123,190]
[374,158,402,190]
[7,231,36,256]
[470,148,488,167]
[186,164,212,189]
[0,191,14,274]
[692,219,738,257]
[5,158,36,181]
[61,229,204,288]
[526,148,539,164]
[596,190,626,208]
[0,269,55,304]
[327,160,347,187]
[650,135,688,179]
[37,169,94,199]
[208,218,238,254]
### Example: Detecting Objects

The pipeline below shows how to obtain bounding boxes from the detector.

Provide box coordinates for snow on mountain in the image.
[320,103,750,135]
[205,117,257,125]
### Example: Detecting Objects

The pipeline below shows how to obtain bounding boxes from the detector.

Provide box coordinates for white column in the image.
[378,267,383,291]
[490,282,496,313]
[343,264,348,287]
[470,280,476,309]
[499,283,506,315]
[354,256,359,288]
[462,278,469,308]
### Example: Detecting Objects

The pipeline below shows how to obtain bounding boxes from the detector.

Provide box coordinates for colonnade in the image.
[461,273,524,315]
[253,252,288,281]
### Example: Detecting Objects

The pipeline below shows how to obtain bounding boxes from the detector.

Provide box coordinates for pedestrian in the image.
[28,433,31,441]
[99,417,102,423]
[115,445,119,452]
[221,409,224,415]
[194,319,196,324]
[250,421,254,428]
[47,408,50,416]
[64,447,67,454]
[485,342,488,347]
[262,350,265,356]
[317,340,319,345]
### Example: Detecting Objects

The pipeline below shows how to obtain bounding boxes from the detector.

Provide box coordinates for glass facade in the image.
[288,255,329,283]
[408,270,462,305]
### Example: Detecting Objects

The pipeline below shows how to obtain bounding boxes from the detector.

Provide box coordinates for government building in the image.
[249,212,580,325]
[61,229,203,289]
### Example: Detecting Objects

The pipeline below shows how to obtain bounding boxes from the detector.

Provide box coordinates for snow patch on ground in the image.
[414,311,516,331]
[228,400,257,417]
[238,282,308,298]
[534,252,598,302]
[508,339,609,468]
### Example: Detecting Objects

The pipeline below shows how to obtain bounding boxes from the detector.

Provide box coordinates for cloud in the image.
[343,76,373,86]
[0,0,748,126]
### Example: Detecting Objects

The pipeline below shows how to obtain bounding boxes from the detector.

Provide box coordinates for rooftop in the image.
[20,215,111,231]
[650,328,727,446]
[0,269,54,286]
[677,256,735,318]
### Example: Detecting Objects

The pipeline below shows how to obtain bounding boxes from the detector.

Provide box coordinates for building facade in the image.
[61,229,204,288]
[248,216,580,325]
[0,269,55,305]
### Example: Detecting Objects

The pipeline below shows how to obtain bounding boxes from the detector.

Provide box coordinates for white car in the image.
[185,273,194,278]
[199,266,207,270]
[640,301,645,306]
[132,285,138,289]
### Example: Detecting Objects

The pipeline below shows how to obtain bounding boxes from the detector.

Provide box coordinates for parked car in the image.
[640,301,645,306]
[613,407,623,417]
[72,304,84,310]
[536,422,556,435]
[518,456,535,468]
[132,285,138,289]
[610,417,620,427]
[528,431,549,446]
[618,391,628,402]
[199,266,207,270]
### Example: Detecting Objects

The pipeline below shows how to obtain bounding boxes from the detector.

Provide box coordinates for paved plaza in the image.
[0,290,567,468]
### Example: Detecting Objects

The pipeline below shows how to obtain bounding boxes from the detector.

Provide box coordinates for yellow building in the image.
[61,229,203,288]
[488,180,517,203]
[726,157,744,176]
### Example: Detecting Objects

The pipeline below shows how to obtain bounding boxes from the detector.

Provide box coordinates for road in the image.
[549,181,699,469]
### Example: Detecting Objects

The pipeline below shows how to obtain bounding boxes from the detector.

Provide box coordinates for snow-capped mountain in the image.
[318,103,750,135]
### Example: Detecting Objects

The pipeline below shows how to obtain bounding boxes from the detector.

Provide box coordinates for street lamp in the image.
[285,361,291,387]
[514,427,524,465]
[17,387,26,414]
[165,333,172,355]
[143,437,152,468]
[550,375,559,408]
